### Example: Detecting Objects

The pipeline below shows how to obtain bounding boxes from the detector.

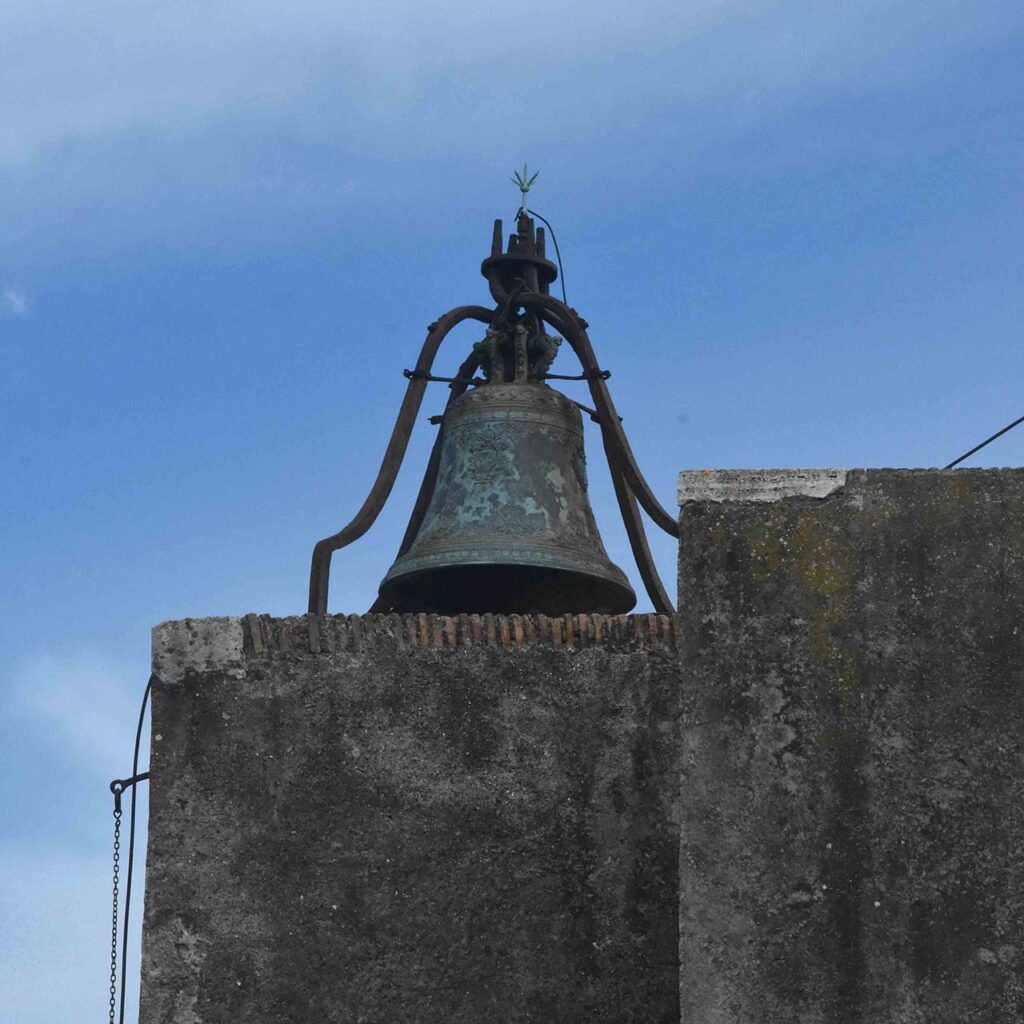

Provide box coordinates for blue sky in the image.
[2,1,1023,1019]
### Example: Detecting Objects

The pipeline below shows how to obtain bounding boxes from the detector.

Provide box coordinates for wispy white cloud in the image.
[0,1,1018,266]
[2,284,29,316]
[0,0,743,165]
[0,2,1009,179]
[0,0,1012,165]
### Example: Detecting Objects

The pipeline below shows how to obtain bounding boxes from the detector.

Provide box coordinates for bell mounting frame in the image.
[307,209,679,616]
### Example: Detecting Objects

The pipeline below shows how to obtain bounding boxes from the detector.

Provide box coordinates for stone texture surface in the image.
[677,468,1024,1023]
[141,613,679,1024]
[678,468,846,504]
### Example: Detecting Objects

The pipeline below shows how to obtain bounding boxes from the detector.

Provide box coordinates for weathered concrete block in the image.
[677,469,1024,1023]
[678,468,846,504]
[142,613,679,1024]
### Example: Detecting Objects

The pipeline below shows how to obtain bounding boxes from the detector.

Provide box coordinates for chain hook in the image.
[109,773,149,816]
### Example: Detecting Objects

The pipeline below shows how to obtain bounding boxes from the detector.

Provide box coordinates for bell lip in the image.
[381,544,634,590]
[377,560,637,616]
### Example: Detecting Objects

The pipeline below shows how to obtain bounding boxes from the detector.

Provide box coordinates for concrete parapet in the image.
[142,614,679,1024]
[677,468,1024,1023]
[151,613,675,680]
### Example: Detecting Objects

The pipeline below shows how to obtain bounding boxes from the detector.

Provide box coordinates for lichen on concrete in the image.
[677,468,1024,1023]
[153,617,246,683]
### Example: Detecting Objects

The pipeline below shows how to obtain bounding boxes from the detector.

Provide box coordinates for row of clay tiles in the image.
[243,613,676,655]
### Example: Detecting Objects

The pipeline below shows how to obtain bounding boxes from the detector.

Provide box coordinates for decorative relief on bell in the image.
[464,424,513,485]
[528,330,561,378]
[490,503,535,536]
[472,319,563,384]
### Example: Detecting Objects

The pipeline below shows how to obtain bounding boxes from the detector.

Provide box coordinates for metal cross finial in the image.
[512,164,538,215]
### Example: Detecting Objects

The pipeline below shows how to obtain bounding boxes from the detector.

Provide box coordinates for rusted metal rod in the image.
[531,300,680,539]
[308,305,494,614]
[484,271,679,539]
[607,452,674,614]
[552,296,675,612]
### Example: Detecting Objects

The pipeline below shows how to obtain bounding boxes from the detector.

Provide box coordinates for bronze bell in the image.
[308,203,677,619]
[377,323,636,615]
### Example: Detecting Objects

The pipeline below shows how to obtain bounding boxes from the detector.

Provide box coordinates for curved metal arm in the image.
[485,271,679,538]
[528,301,679,539]
[558,299,675,612]
[395,351,481,555]
[535,302,679,537]
[308,305,495,614]
[487,276,675,611]
[608,451,674,613]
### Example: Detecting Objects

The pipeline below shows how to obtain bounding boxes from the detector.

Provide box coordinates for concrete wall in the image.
[141,468,1024,1023]
[677,469,1024,1023]
[141,613,679,1024]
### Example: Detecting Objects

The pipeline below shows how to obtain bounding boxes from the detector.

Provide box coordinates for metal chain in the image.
[109,796,122,1024]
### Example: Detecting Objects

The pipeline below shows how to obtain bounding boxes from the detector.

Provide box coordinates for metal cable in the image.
[513,207,568,306]
[115,674,154,1024]
[945,414,1024,469]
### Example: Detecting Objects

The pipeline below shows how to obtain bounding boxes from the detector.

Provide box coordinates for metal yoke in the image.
[308,207,677,616]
